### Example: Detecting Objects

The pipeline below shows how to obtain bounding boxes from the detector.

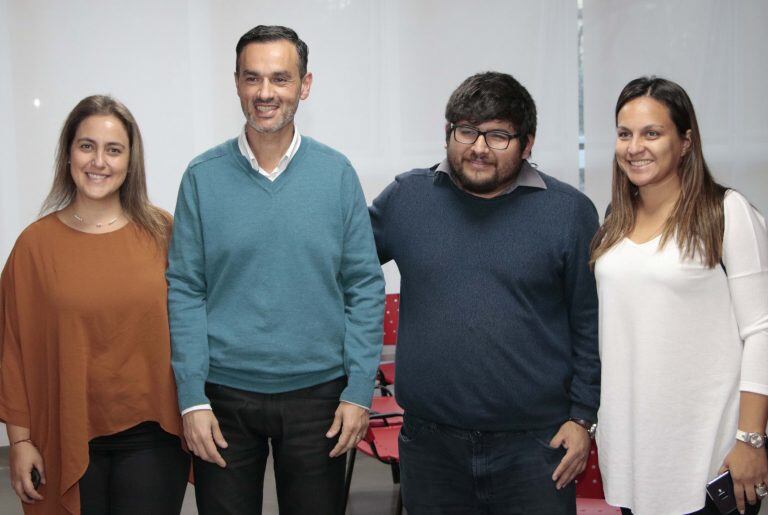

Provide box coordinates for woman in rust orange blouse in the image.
[0,95,188,514]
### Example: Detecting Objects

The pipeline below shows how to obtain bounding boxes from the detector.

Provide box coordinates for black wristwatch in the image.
[569,418,597,439]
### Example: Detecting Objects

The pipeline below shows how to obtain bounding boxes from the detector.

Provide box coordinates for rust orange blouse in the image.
[0,214,184,514]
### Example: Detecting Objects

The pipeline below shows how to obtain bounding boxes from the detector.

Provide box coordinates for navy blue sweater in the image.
[370,164,600,431]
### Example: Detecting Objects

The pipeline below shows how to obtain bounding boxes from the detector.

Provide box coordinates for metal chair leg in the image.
[343,447,358,513]
[395,487,403,515]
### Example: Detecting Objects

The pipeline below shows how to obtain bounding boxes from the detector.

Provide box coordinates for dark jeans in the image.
[80,421,190,515]
[621,496,761,515]
[399,413,576,515]
[193,377,347,515]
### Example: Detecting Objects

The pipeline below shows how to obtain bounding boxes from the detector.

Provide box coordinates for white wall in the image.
[3,0,766,453]
[1,0,580,282]
[583,0,768,217]
[0,0,20,267]
[7,0,766,300]
[0,0,579,444]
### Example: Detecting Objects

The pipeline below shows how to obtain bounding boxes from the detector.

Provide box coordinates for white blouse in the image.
[595,190,768,515]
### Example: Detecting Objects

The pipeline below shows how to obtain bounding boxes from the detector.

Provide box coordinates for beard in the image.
[244,97,299,134]
[448,152,521,195]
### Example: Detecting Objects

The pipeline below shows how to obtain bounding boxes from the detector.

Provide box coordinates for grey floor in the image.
[0,446,402,514]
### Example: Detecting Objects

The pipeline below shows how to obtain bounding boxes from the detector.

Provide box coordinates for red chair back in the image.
[383,294,400,346]
[361,425,401,464]
[575,441,605,499]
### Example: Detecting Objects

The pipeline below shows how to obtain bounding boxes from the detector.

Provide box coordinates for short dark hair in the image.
[445,71,537,144]
[235,25,308,77]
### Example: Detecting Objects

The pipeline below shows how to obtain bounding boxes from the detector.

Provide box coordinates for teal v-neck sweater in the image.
[167,137,384,411]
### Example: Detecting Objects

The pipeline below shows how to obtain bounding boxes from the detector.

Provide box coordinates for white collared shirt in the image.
[237,125,302,181]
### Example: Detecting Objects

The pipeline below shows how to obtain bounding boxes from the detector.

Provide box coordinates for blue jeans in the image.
[399,413,576,515]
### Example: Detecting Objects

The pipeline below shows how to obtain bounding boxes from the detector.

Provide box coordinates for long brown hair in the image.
[590,77,726,268]
[40,95,170,247]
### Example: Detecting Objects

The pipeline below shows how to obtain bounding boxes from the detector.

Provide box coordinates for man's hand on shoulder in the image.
[182,409,229,467]
[326,401,369,458]
[550,420,591,489]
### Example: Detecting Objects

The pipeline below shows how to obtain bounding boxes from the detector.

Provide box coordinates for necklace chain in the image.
[72,213,120,228]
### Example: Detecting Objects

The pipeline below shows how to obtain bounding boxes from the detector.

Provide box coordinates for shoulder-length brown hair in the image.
[40,95,170,247]
[590,77,726,268]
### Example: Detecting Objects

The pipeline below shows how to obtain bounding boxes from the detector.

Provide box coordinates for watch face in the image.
[749,433,765,448]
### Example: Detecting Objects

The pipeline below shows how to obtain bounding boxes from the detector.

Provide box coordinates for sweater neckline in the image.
[229,137,310,194]
[441,172,527,204]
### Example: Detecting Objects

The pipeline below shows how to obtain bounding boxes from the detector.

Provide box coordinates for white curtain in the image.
[0,0,579,443]
[583,0,768,217]
[0,0,20,266]
[0,0,580,287]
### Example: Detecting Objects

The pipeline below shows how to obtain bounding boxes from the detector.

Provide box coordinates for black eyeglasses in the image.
[451,124,519,150]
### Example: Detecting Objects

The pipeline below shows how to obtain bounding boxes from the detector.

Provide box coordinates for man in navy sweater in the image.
[370,72,600,514]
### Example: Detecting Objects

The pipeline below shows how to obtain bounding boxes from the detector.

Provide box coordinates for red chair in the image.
[344,295,403,513]
[376,294,399,389]
[575,442,620,514]
[369,393,403,426]
[382,293,400,345]
[343,397,404,514]
[577,498,620,514]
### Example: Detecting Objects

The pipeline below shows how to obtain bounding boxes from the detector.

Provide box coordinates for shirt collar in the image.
[237,126,302,179]
[436,158,547,195]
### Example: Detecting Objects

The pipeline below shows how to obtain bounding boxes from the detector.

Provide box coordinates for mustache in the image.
[467,153,492,163]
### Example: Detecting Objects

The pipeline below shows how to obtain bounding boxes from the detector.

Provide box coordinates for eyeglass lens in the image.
[452,125,515,150]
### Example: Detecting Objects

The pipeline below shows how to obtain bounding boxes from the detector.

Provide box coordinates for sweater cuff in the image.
[570,402,598,424]
[340,400,370,412]
[340,375,375,409]
[181,404,213,416]
[176,377,210,413]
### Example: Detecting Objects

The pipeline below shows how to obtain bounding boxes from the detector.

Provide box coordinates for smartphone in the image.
[31,466,41,490]
[706,470,736,515]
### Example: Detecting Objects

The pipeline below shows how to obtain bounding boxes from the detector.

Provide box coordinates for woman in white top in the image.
[592,76,768,515]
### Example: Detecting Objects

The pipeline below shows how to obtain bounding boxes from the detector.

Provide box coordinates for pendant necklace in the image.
[72,213,121,228]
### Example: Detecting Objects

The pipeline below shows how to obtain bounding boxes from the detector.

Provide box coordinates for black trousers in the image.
[80,421,190,515]
[193,377,347,515]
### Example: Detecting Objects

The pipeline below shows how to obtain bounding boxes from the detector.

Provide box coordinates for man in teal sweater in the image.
[167,25,384,514]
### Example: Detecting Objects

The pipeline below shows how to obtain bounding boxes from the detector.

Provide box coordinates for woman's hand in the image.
[9,441,45,504]
[720,441,768,514]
